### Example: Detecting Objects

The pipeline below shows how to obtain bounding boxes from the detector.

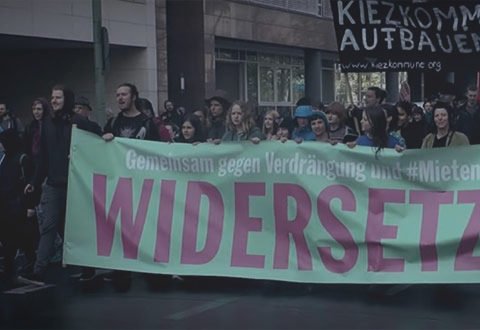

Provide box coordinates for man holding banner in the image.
[20,85,101,286]
[101,82,158,292]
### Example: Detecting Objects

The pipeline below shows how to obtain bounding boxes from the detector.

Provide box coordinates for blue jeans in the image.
[34,184,66,275]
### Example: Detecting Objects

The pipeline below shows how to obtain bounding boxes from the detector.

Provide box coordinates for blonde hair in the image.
[226,100,255,133]
[262,110,279,135]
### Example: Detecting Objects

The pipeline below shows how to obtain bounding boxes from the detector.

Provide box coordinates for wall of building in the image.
[204,1,336,50]
[0,0,156,47]
[166,0,205,112]
[0,0,160,119]
[203,0,337,96]
[156,0,168,113]
[0,47,149,124]
[165,0,337,111]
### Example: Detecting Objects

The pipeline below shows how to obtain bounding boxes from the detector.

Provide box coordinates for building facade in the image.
[0,0,166,124]
[0,0,339,122]
[166,0,338,117]
[2,0,470,125]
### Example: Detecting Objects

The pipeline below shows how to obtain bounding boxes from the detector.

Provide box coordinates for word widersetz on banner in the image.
[65,128,480,283]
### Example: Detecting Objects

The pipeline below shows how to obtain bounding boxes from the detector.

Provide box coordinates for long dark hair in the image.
[164,99,174,111]
[382,104,398,132]
[32,97,51,120]
[365,105,388,157]
[367,86,387,104]
[176,114,205,143]
[396,101,413,128]
[28,97,50,134]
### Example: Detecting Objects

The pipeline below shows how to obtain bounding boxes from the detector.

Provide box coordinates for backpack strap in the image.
[18,153,28,183]
[110,115,118,132]
[446,131,454,147]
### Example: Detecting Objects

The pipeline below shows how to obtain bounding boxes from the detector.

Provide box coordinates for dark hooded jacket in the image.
[32,91,102,188]
[205,94,230,140]
[0,129,32,215]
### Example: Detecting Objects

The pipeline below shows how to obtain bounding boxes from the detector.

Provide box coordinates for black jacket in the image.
[0,129,33,215]
[399,121,426,149]
[33,110,101,188]
[207,117,226,140]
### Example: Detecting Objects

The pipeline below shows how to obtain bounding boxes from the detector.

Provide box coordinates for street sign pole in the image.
[92,0,106,127]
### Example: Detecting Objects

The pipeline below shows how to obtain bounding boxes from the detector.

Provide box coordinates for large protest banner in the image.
[330,0,480,72]
[65,128,480,283]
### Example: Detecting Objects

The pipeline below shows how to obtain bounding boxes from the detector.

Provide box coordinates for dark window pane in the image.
[247,63,258,103]
[217,48,239,60]
[260,66,274,102]
[276,68,291,102]
[322,59,334,68]
[246,51,257,61]
[292,67,305,104]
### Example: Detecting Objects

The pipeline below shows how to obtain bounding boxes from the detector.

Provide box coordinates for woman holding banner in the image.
[175,115,205,144]
[421,102,469,148]
[309,111,331,143]
[396,101,424,149]
[351,105,403,156]
[220,101,265,143]
[262,110,279,140]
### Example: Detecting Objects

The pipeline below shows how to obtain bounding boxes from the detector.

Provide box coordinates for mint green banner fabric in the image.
[64,128,480,283]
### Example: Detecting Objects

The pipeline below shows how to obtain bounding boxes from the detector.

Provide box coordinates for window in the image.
[246,51,257,61]
[322,69,335,103]
[334,65,387,105]
[276,68,291,102]
[317,0,332,18]
[292,56,304,65]
[216,48,305,112]
[259,54,277,63]
[259,66,275,102]
[258,64,297,106]
[121,0,146,3]
[322,59,335,103]
[242,0,332,18]
[247,63,258,102]
[292,67,305,104]
[217,48,240,60]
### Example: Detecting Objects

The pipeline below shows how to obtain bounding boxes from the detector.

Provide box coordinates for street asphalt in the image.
[1,264,480,329]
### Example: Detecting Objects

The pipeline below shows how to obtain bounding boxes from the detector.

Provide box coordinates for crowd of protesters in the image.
[0,80,478,292]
